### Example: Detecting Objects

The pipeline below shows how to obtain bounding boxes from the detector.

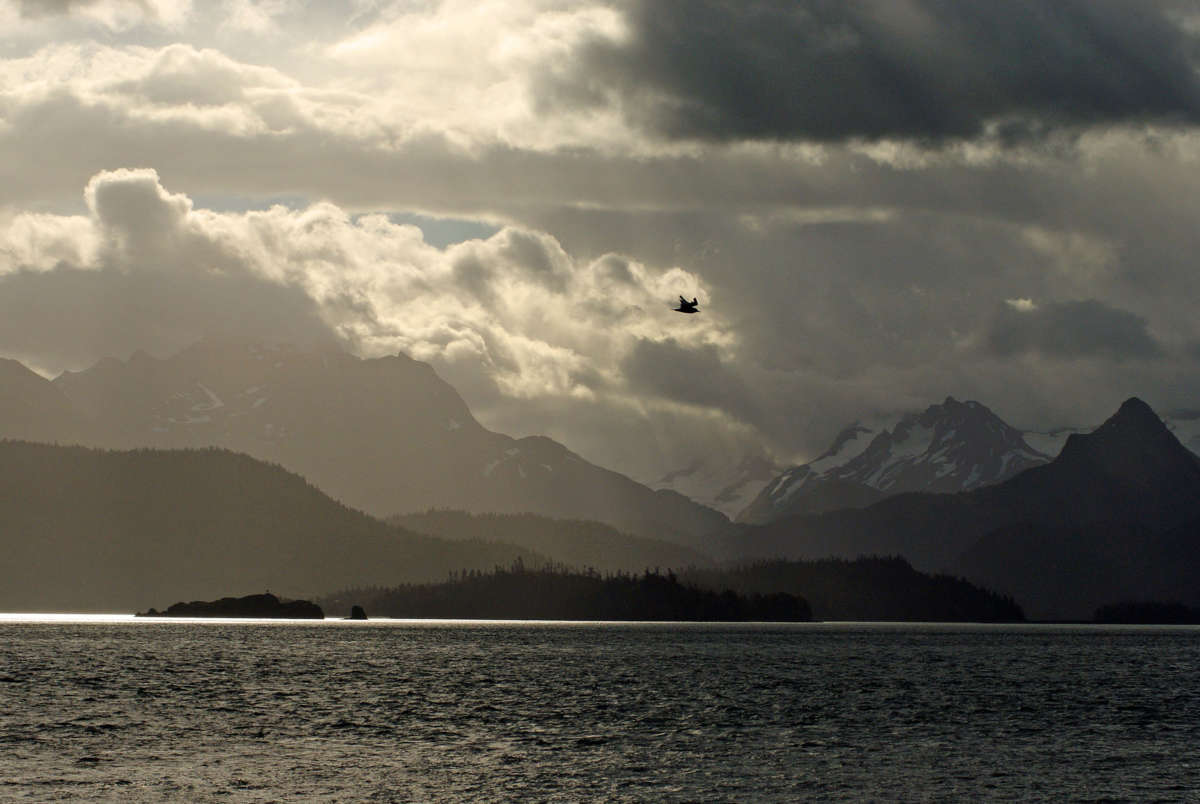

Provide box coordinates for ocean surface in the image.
[2,617,1199,802]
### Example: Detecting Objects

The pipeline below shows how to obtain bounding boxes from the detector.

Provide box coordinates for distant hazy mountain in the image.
[0,339,727,547]
[654,453,784,519]
[0,359,91,444]
[0,441,541,612]
[392,510,713,574]
[730,398,1200,619]
[738,397,1048,524]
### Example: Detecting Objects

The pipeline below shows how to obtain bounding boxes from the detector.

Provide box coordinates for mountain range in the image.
[737,397,1049,524]
[736,396,1200,526]
[729,398,1200,619]
[5,339,1200,619]
[1,339,727,548]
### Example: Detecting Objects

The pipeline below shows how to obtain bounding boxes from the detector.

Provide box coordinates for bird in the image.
[674,296,699,314]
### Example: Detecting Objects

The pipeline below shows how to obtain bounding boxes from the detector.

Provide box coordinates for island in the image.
[137,593,325,619]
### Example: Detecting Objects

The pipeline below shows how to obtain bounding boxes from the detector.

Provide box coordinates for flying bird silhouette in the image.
[675,296,699,314]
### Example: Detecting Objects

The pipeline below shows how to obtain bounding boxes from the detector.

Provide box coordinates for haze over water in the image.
[3,619,1198,801]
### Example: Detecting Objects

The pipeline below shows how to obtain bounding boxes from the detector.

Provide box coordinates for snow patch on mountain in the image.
[653,453,785,519]
[192,384,224,412]
[807,423,880,475]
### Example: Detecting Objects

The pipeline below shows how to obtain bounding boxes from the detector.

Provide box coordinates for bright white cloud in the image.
[1005,298,1037,312]
[325,0,632,149]
[0,169,756,479]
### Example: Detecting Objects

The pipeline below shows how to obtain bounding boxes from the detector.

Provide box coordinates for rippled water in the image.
[2,618,1199,801]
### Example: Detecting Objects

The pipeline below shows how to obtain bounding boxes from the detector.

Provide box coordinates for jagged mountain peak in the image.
[1055,397,1197,480]
[737,396,1048,524]
[1101,397,1169,436]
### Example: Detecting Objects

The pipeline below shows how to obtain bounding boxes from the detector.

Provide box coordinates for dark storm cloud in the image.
[982,299,1165,362]
[545,0,1200,143]
[622,337,759,422]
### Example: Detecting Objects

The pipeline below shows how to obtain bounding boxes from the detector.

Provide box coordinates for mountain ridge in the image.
[730,397,1200,619]
[1,339,728,547]
[738,396,1048,524]
[0,439,543,612]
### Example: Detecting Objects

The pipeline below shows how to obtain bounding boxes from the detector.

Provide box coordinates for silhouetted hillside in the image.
[682,557,1023,622]
[1093,600,1200,624]
[323,563,811,621]
[0,440,541,612]
[958,516,1200,620]
[391,510,713,573]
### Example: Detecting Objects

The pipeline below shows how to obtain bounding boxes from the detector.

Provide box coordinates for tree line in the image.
[323,560,812,621]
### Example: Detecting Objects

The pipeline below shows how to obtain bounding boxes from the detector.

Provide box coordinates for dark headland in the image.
[138,593,324,619]
[1093,601,1200,624]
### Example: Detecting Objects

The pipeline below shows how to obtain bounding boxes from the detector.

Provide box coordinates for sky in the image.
[3,0,1200,485]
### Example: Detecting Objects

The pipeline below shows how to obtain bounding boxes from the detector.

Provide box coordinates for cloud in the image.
[542,0,1200,144]
[5,6,1200,485]
[0,170,764,480]
[109,44,293,107]
[0,169,335,367]
[622,336,758,423]
[982,298,1165,361]
[12,0,190,28]
[323,0,633,150]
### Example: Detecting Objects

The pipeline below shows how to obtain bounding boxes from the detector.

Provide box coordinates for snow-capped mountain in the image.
[654,453,785,519]
[737,397,1049,524]
[3,339,728,547]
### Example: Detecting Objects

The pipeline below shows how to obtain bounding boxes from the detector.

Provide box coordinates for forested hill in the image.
[0,440,541,612]
[323,564,811,621]
[391,510,713,574]
[682,557,1024,622]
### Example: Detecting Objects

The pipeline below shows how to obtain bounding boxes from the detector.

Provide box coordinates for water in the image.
[2,618,1199,801]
